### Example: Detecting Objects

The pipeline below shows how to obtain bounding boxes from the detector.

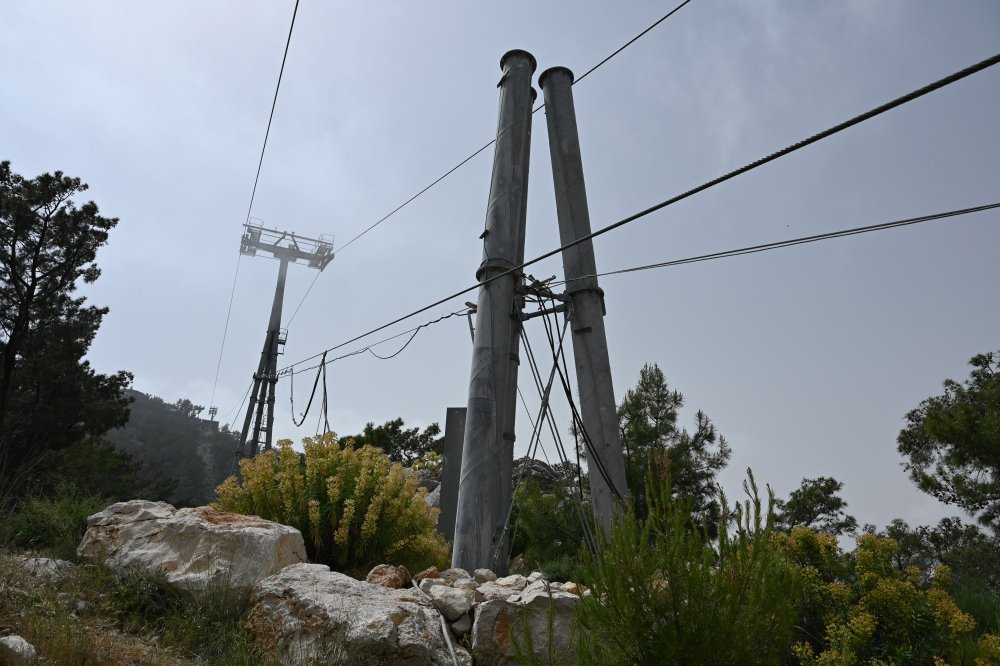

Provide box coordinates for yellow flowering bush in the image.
[215,433,450,575]
[785,529,978,665]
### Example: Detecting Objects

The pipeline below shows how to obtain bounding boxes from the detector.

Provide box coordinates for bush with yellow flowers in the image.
[784,528,982,665]
[215,434,450,576]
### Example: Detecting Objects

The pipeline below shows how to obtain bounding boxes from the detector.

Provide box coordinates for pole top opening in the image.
[539,66,575,89]
[500,49,537,74]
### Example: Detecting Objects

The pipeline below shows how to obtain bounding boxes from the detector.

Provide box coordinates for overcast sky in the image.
[3,0,998,533]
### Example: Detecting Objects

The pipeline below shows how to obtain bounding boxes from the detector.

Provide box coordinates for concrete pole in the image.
[539,66,628,534]
[453,49,536,572]
[438,407,466,538]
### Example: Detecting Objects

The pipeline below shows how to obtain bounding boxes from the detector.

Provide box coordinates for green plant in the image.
[216,434,450,575]
[510,477,593,583]
[0,483,105,560]
[575,466,799,665]
[784,529,980,664]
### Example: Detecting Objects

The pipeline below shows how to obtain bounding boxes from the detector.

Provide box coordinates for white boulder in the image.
[471,588,580,664]
[0,635,38,665]
[77,500,306,604]
[249,563,471,665]
[21,557,73,583]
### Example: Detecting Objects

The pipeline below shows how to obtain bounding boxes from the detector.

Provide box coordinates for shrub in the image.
[785,528,980,664]
[0,483,105,560]
[216,434,450,575]
[510,477,593,583]
[575,467,799,665]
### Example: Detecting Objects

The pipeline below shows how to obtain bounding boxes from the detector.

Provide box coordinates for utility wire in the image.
[548,203,1000,286]
[334,0,695,255]
[284,269,321,329]
[277,53,999,375]
[208,0,301,410]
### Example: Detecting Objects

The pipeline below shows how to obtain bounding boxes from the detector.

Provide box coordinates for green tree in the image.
[775,476,858,536]
[0,161,131,492]
[617,362,731,534]
[898,351,1000,531]
[346,417,442,467]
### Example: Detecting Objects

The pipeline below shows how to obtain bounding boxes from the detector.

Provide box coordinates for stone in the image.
[477,581,522,602]
[560,581,580,595]
[471,589,580,665]
[413,565,440,581]
[450,612,472,636]
[428,585,472,621]
[439,567,471,583]
[420,577,450,595]
[365,564,411,589]
[77,500,306,604]
[494,574,527,590]
[452,577,478,591]
[249,563,471,665]
[424,485,441,509]
[20,557,74,583]
[0,635,38,665]
[475,568,498,583]
[508,553,527,575]
[526,571,544,584]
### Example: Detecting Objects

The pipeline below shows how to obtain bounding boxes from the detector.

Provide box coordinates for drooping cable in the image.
[276,54,1000,375]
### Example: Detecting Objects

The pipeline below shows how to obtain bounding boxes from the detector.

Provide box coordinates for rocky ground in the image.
[0,500,586,665]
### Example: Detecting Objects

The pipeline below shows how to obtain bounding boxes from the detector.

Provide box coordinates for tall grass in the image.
[575,467,799,665]
[0,483,105,560]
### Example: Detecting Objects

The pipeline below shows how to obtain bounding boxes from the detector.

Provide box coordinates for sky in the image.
[2,0,998,534]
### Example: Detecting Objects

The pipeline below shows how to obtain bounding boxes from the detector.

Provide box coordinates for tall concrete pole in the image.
[453,49,536,572]
[540,66,628,534]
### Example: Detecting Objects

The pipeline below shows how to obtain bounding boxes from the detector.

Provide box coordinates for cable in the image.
[209,248,243,410]
[245,0,301,226]
[279,307,472,375]
[208,0,300,411]
[334,0,696,255]
[573,0,693,85]
[284,269,321,329]
[278,53,999,375]
[547,203,1000,286]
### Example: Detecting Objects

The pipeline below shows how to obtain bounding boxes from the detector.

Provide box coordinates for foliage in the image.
[347,417,442,467]
[898,350,1000,530]
[617,362,731,535]
[880,517,1000,593]
[0,483,105,560]
[39,437,176,502]
[104,389,238,505]
[216,433,450,575]
[510,476,592,584]
[0,551,273,664]
[0,160,131,495]
[776,476,858,536]
[575,466,799,665]
[784,528,983,664]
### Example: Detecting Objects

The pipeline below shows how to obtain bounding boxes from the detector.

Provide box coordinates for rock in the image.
[365,564,411,589]
[494,574,527,590]
[77,500,306,604]
[439,567,471,583]
[413,566,440,581]
[477,581,522,602]
[471,589,580,665]
[21,557,74,583]
[424,485,441,509]
[249,563,471,665]
[450,612,472,636]
[428,585,473,621]
[452,577,478,592]
[475,568,498,583]
[560,581,580,595]
[508,553,527,575]
[73,600,88,617]
[0,635,38,665]
[526,571,544,584]
[420,577,449,594]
